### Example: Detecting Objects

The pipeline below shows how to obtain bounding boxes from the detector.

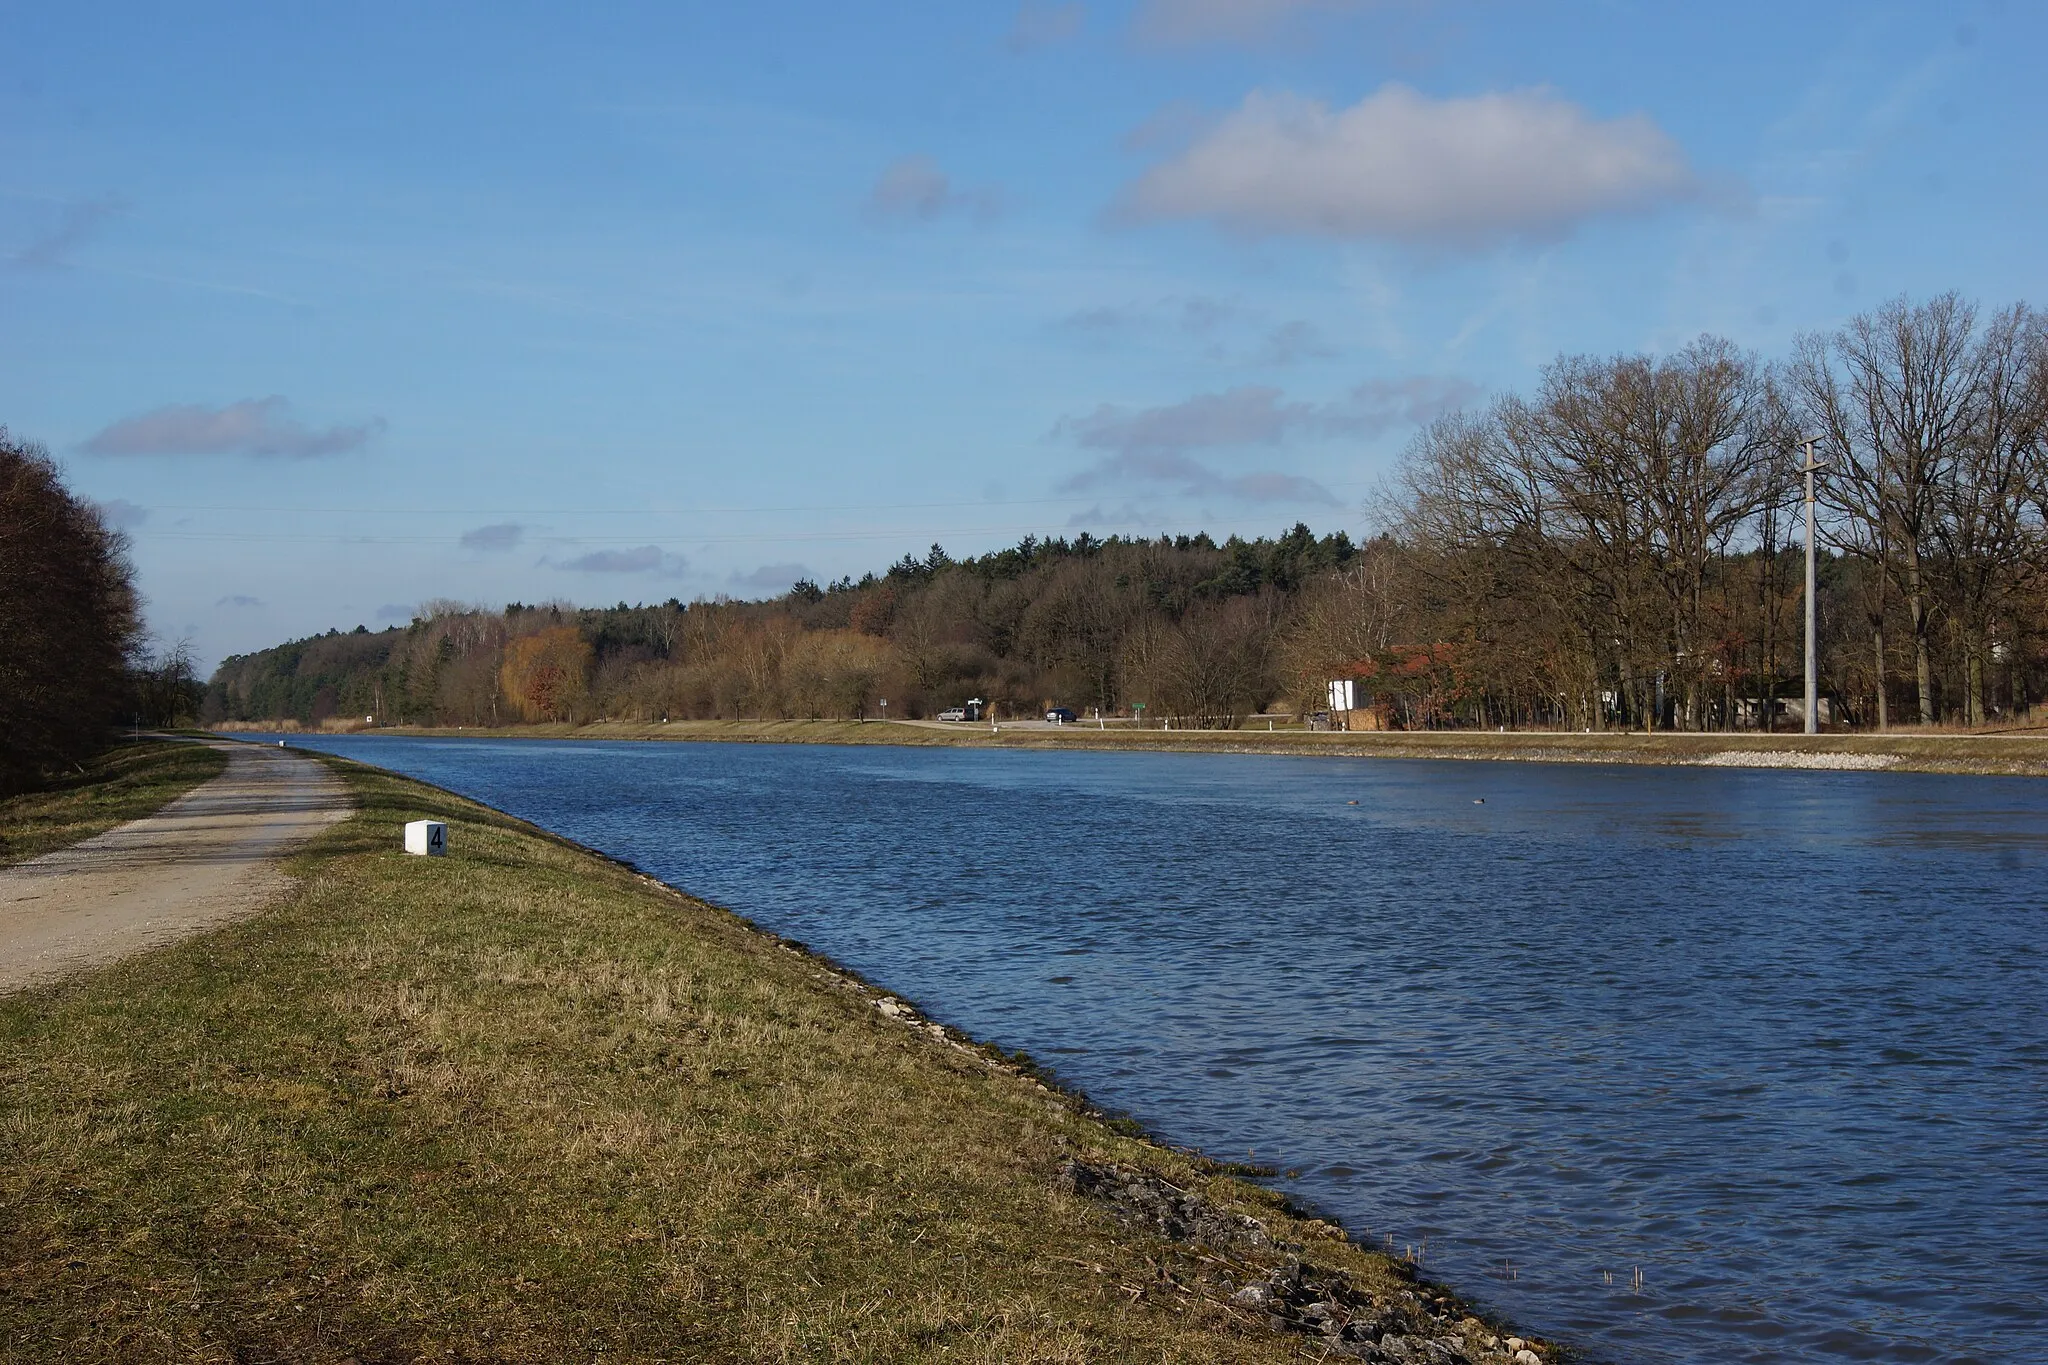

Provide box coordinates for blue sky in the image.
[4,0,2041,667]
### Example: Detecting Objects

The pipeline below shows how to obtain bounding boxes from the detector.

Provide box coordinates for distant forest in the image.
[208,293,2048,733]
[205,526,1361,730]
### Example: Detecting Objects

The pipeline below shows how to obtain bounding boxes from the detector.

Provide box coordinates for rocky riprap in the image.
[1057,1154,1277,1252]
[1057,1160,1551,1365]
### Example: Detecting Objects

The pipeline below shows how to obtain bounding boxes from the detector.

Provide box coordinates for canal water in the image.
[259,735,2048,1364]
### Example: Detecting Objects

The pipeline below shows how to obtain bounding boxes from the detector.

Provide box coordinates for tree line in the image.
[203,525,1363,730]
[0,430,202,795]
[207,292,2048,735]
[1391,293,2047,729]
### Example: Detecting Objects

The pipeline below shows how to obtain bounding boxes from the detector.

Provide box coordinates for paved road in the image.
[0,742,352,993]
[893,717,1130,732]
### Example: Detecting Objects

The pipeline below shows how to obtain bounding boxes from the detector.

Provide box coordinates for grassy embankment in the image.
[0,738,227,867]
[0,753,1543,1363]
[233,715,2048,777]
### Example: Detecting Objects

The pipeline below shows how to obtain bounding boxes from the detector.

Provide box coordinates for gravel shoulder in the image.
[0,741,351,992]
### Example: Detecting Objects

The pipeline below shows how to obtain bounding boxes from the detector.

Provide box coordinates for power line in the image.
[128,519,1270,547]
[128,484,1376,518]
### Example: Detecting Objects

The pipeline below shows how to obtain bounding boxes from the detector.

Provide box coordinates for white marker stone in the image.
[403,820,448,857]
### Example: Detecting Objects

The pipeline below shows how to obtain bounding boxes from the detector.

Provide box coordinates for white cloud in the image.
[1057,375,1473,454]
[1007,1,1084,52]
[1065,501,1154,529]
[557,545,690,575]
[867,156,1003,223]
[1122,101,1210,153]
[92,497,148,529]
[730,562,814,590]
[1060,303,1139,334]
[1117,86,1700,246]
[1260,320,1339,365]
[81,396,386,457]
[1063,448,1339,505]
[1058,294,1238,336]
[1054,387,1323,504]
[460,522,525,551]
[1319,375,1481,435]
[1059,386,1305,454]
[1053,375,1476,506]
[9,195,129,269]
[1134,0,1366,44]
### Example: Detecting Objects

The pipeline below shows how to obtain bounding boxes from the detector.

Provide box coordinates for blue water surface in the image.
[255,735,2048,1365]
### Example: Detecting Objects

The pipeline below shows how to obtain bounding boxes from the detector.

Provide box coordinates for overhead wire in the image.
[129,482,1376,519]
[129,520,1255,547]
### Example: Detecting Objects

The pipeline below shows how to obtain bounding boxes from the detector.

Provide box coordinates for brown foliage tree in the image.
[784,629,893,718]
[500,626,591,722]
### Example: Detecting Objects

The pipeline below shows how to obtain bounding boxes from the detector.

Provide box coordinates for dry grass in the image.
[227,716,2048,778]
[0,739,226,867]
[0,756,1444,1363]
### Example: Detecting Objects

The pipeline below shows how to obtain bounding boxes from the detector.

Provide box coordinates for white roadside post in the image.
[404,820,448,857]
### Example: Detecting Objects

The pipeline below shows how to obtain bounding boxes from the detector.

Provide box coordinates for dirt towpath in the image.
[0,741,351,992]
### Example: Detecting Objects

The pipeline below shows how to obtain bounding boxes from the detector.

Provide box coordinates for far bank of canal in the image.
[246,733,2048,1365]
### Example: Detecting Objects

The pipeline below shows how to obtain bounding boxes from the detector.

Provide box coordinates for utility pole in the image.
[1801,436,1826,736]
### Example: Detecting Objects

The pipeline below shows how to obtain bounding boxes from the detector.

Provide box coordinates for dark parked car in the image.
[1044,707,1077,724]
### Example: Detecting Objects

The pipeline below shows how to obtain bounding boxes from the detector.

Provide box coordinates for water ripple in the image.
[268,736,2048,1365]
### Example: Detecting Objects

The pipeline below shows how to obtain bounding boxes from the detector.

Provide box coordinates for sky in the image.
[4,0,2042,668]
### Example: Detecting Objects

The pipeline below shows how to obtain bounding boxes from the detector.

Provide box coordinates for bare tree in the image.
[1591,341,1778,727]
[1155,596,1275,728]
[1930,305,2048,722]
[1277,544,1404,715]
[134,640,203,728]
[1018,558,1143,710]
[1797,294,1984,723]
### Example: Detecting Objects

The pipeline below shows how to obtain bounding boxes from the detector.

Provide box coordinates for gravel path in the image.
[0,742,351,992]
